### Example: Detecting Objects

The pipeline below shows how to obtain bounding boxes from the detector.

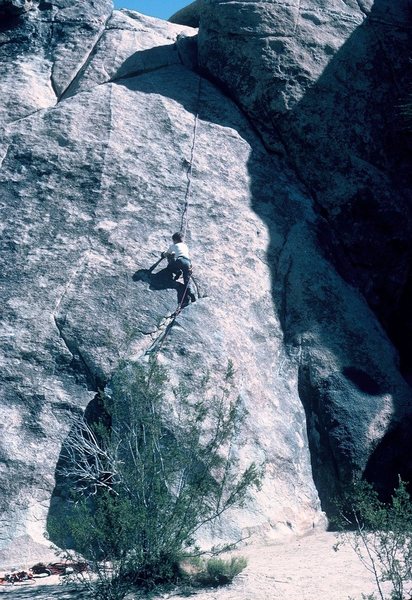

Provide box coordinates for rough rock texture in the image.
[0,4,322,555]
[169,1,202,27]
[198,0,412,373]
[198,0,412,505]
[0,0,35,17]
[1,0,412,559]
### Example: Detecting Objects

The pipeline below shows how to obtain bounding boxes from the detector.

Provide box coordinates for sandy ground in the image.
[170,531,386,600]
[0,532,387,599]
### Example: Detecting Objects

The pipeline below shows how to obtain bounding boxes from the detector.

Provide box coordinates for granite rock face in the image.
[0,0,411,559]
[0,3,321,555]
[198,0,412,372]
[198,0,412,506]
[169,1,202,27]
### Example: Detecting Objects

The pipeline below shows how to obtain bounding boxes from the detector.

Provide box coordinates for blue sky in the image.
[113,1,190,20]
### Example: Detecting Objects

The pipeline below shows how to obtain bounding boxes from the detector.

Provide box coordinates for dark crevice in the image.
[47,389,110,549]
[110,63,177,85]
[38,1,53,10]
[55,62,186,106]
[53,315,103,391]
[48,22,59,100]
[175,33,198,70]
[386,264,412,384]
[342,367,383,396]
[57,11,113,102]
[364,416,412,501]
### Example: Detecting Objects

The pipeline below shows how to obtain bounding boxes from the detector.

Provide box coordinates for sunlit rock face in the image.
[1,0,411,560]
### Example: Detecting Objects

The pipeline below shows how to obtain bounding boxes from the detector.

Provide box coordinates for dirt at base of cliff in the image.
[0,532,392,599]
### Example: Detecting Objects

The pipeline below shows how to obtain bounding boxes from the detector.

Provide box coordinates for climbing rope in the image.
[144,276,192,356]
[142,77,203,358]
[179,75,202,238]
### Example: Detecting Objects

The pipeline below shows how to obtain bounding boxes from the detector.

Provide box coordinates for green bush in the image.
[335,478,412,600]
[204,556,247,586]
[50,359,261,599]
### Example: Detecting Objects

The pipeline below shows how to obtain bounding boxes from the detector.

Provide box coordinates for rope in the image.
[144,277,192,356]
[180,75,202,238]
[144,77,202,358]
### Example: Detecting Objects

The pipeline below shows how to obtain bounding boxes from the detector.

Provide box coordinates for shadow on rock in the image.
[132,265,187,306]
[266,0,412,512]
[47,11,412,533]
[364,415,412,502]
[112,33,412,513]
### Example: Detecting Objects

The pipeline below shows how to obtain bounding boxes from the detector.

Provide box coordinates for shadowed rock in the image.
[0,0,35,16]
[198,0,412,510]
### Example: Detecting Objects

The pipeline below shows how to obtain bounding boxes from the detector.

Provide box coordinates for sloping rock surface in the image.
[0,0,411,559]
[170,1,202,27]
[1,3,321,555]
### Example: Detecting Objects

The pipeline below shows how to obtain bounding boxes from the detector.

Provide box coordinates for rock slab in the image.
[1,0,411,559]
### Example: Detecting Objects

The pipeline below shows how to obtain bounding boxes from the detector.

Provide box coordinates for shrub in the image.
[204,556,247,586]
[334,478,412,600]
[50,359,261,599]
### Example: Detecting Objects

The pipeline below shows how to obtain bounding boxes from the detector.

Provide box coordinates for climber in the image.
[162,232,196,305]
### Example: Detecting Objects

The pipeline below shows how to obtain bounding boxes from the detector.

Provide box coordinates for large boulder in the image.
[198,0,412,375]
[0,4,324,556]
[169,1,202,27]
[198,0,412,510]
[0,0,411,559]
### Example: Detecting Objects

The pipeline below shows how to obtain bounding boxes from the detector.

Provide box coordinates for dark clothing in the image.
[167,256,195,304]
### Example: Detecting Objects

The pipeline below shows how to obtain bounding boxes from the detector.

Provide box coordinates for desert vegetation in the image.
[335,478,412,600]
[49,359,261,599]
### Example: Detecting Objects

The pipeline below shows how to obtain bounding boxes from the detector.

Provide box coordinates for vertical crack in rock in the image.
[294,0,302,33]
[141,73,203,357]
[180,74,201,235]
[48,22,59,101]
[52,251,97,387]
[53,251,89,319]
[53,314,98,391]
[50,83,114,377]
[0,144,10,171]
[56,11,113,102]
[96,82,114,203]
